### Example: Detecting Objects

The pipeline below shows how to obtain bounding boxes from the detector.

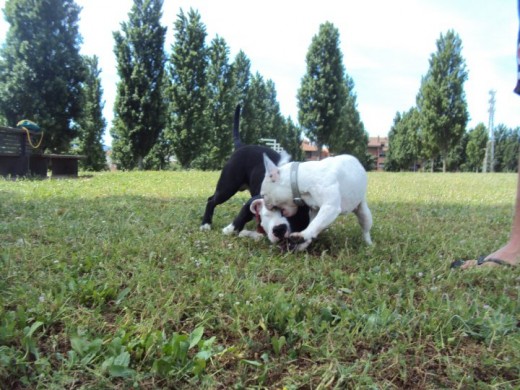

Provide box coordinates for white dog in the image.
[259,154,373,251]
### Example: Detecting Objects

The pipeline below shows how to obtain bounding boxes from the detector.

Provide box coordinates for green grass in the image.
[1,171,519,389]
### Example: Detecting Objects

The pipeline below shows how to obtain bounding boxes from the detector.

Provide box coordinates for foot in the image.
[200,223,211,231]
[222,224,236,235]
[453,242,520,269]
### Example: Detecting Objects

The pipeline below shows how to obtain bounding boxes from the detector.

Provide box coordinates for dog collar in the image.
[290,162,306,207]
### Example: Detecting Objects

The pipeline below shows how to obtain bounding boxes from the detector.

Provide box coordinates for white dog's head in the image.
[250,198,291,244]
[260,154,299,218]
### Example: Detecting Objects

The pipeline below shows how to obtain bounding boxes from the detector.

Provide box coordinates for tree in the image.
[77,56,106,171]
[0,0,85,152]
[386,108,421,171]
[231,51,251,108]
[111,0,167,170]
[262,79,287,145]
[168,8,208,168]
[493,124,520,172]
[328,75,368,166]
[200,35,235,170]
[280,117,303,161]
[297,22,347,157]
[465,123,488,172]
[417,30,469,172]
[384,113,402,172]
[240,73,270,145]
[445,132,468,172]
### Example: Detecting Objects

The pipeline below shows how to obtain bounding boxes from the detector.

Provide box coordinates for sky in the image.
[0,0,518,147]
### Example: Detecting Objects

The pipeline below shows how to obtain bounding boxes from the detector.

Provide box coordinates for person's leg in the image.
[459,159,520,268]
[458,0,520,268]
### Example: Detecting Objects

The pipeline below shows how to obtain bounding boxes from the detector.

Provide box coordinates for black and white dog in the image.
[200,105,309,241]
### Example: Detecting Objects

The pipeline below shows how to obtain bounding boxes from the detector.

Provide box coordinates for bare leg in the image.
[461,10,520,269]
[461,157,520,268]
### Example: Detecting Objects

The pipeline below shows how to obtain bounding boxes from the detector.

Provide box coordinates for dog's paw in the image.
[288,233,311,251]
[200,223,211,231]
[289,233,305,243]
[222,224,236,235]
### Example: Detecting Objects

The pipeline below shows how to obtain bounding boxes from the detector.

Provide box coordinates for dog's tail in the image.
[233,104,242,150]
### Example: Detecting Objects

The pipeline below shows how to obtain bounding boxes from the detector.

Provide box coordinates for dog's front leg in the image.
[289,204,340,251]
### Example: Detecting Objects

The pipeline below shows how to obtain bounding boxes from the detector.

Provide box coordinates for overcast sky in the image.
[0,0,518,146]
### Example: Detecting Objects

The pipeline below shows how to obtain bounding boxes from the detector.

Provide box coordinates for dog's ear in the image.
[250,198,264,214]
[263,153,280,182]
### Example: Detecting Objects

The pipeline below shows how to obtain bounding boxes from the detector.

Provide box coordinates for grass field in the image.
[1,171,519,389]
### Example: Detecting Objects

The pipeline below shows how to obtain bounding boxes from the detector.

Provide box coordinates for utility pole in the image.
[483,90,496,173]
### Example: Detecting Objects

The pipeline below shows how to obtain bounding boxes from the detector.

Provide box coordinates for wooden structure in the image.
[0,126,84,178]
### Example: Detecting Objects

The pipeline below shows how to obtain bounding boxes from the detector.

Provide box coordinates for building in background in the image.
[301,139,330,161]
[367,136,388,171]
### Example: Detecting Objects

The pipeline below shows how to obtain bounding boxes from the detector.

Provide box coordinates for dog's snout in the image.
[273,224,288,239]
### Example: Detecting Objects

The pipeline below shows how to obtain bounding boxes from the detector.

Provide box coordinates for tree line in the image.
[3,1,507,173]
[385,30,520,173]
[0,0,369,171]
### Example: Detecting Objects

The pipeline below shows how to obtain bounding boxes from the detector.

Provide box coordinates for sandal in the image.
[450,255,512,269]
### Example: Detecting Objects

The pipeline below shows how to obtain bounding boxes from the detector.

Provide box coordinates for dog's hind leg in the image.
[354,200,373,245]
[201,187,238,230]
[201,175,247,231]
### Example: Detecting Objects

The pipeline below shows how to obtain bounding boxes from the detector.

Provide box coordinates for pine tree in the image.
[417,30,469,172]
[168,8,208,168]
[111,0,167,170]
[297,22,347,157]
[0,0,85,152]
[77,56,107,171]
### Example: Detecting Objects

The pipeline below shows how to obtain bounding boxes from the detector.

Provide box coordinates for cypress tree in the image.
[329,75,368,165]
[77,55,107,171]
[232,50,251,108]
[111,0,167,170]
[203,35,235,170]
[297,22,347,157]
[168,8,208,168]
[417,30,469,172]
[240,73,274,145]
[282,117,303,161]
